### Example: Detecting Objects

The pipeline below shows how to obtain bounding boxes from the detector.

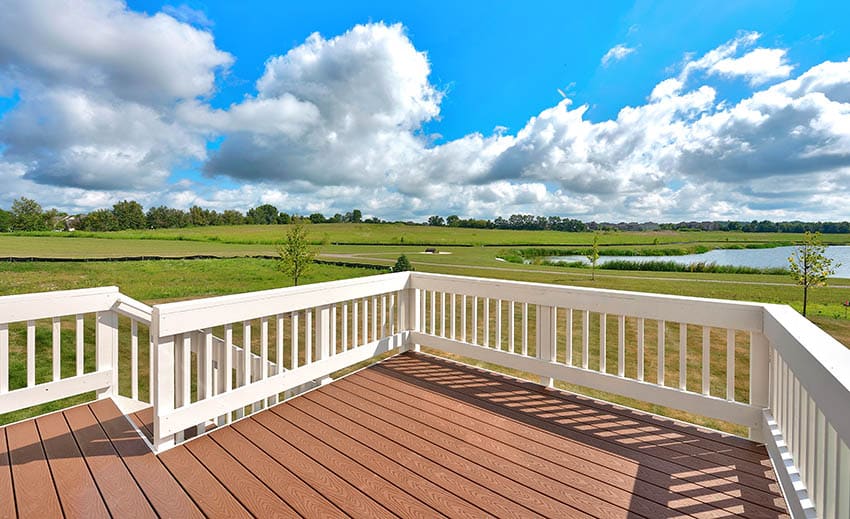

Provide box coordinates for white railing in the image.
[1,271,848,517]
[0,287,153,416]
[149,272,412,451]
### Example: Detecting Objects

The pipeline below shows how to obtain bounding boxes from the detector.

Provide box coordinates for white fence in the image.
[1,271,848,517]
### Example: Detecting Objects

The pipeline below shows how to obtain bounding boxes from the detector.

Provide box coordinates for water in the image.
[546,245,850,278]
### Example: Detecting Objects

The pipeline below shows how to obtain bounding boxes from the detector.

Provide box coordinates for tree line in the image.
[2,196,849,234]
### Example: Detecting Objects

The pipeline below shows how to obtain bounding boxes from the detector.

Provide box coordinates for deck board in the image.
[0,351,789,518]
[36,411,109,519]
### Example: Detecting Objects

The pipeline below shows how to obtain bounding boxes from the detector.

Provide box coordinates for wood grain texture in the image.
[35,411,109,519]
[5,419,63,518]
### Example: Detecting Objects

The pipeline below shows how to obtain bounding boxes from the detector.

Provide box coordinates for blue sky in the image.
[1,1,849,221]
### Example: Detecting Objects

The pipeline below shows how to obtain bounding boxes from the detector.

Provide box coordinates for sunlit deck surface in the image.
[1,352,788,518]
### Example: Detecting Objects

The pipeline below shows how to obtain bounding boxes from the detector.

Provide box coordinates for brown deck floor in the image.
[0,352,788,518]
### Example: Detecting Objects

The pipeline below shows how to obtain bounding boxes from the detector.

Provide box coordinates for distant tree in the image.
[428,215,445,226]
[586,233,600,280]
[221,209,245,225]
[0,209,11,232]
[277,212,291,225]
[146,206,190,228]
[351,209,362,223]
[277,223,316,286]
[43,208,67,231]
[392,254,414,272]
[446,215,460,227]
[309,212,326,224]
[10,197,48,231]
[189,205,211,226]
[788,231,839,317]
[112,200,146,230]
[247,204,279,225]
[330,213,343,223]
[79,209,119,231]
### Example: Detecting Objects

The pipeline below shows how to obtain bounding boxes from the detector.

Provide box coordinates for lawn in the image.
[2,228,849,435]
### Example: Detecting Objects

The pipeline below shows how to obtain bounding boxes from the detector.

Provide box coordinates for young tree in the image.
[788,231,839,316]
[392,254,413,272]
[277,223,316,286]
[586,233,600,280]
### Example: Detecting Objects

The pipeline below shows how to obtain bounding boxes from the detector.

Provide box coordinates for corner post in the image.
[152,307,176,452]
[407,284,421,352]
[95,310,118,399]
[536,305,557,387]
[749,330,770,441]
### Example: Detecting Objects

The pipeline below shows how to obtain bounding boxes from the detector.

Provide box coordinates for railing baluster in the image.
[461,295,467,342]
[372,294,380,341]
[201,330,213,404]
[702,326,710,395]
[617,315,625,377]
[276,314,284,373]
[27,320,35,387]
[261,317,269,380]
[450,294,456,340]
[243,320,252,384]
[342,304,348,351]
[637,318,644,381]
[305,310,312,365]
[496,300,502,350]
[352,300,358,347]
[363,297,369,343]
[429,291,435,335]
[726,329,735,401]
[565,309,572,366]
[224,324,233,398]
[0,323,8,393]
[472,296,478,345]
[582,310,589,369]
[826,423,838,517]
[291,313,299,369]
[599,313,607,373]
[508,302,515,353]
[657,320,665,385]
[838,439,850,518]
[75,315,84,376]
[181,334,191,405]
[381,295,387,338]
[440,292,446,337]
[330,305,337,355]
[483,298,490,347]
[679,323,687,391]
[522,302,528,356]
[131,319,139,400]
[52,317,61,382]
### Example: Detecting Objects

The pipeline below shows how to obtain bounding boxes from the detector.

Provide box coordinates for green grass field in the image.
[2,225,849,433]
[12,223,850,247]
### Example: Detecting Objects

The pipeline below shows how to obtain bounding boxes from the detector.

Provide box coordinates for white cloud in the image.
[710,48,793,85]
[162,4,214,28]
[601,44,636,66]
[1,11,850,222]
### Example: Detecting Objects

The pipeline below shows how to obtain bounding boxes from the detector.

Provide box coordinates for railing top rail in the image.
[409,272,766,332]
[153,272,411,336]
[0,286,120,322]
[114,294,153,325]
[763,303,850,441]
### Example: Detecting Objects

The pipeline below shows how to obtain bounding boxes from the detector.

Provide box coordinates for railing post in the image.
[315,304,333,385]
[151,308,175,452]
[750,330,770,441]
[536,305,556,387]
[95,310,118,399]
[406,287,421,352]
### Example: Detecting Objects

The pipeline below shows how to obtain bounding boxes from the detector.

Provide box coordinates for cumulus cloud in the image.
[601,44,636,66]
[0,0,231,190]
[1,9,850,222]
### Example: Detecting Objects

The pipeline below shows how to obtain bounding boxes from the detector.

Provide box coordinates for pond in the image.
[545,245,850,278]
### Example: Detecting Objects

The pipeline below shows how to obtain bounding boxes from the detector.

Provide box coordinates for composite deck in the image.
[1,352,788,518]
